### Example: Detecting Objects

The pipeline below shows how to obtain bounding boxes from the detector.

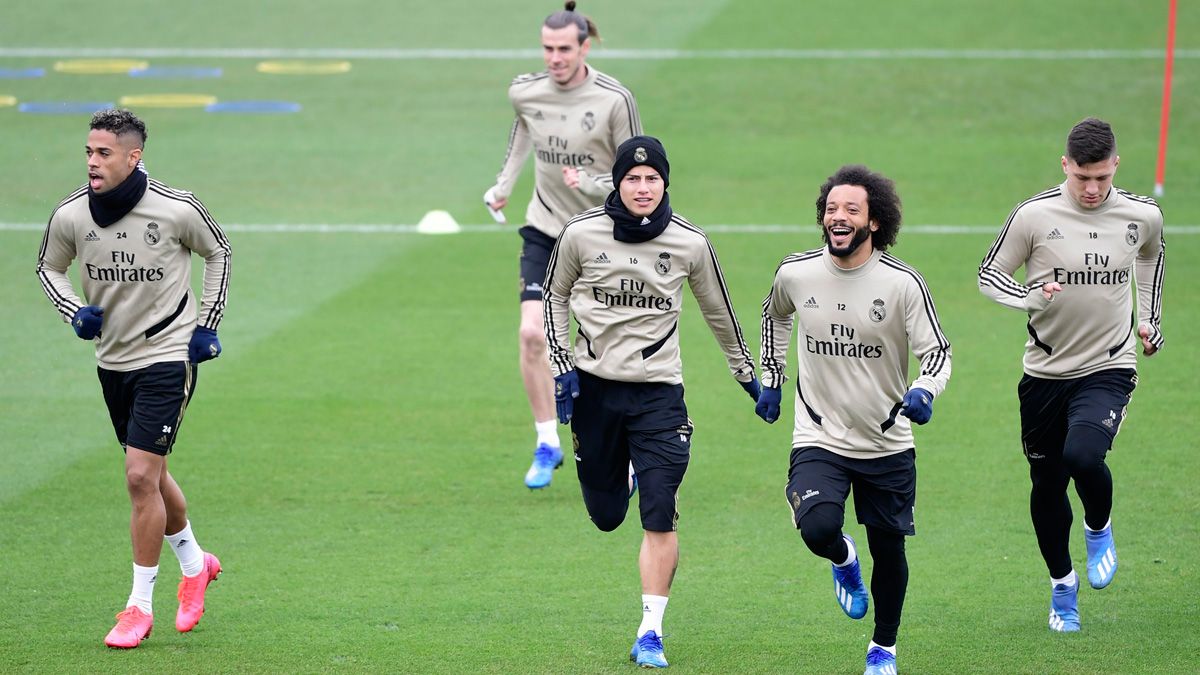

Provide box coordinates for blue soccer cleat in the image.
[523,443,563,489]
[864,645,897,675]
[629,630,668,668]
[832,535,869,620]
[1084,524,1118,589]
[1048,578,1080,632]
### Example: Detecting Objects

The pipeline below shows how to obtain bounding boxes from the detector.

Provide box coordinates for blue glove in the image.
[900,387,934,425]
[739,376,761,402]
[554,370,580,424]
[71,305,104,339]
[755,386,782,424]
[188,326,222,363]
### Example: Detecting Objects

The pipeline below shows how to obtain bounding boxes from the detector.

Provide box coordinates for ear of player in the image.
[900,387,934,425]
[71,305,105,339]
[188,326,222,364]
[554,369,580,424]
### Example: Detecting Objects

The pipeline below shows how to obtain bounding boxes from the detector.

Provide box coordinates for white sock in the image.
[637,594,669,638]
[535,419,559,448]
[868,641,897,655]
[834,535,857,568]
[1051,570,1077,588]
[127,564,157,614]
[165,520,205,577]
[1084,518,1112,533]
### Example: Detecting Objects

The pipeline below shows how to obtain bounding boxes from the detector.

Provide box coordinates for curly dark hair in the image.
[89,108,147,147]
[545,1,599,44]
[815,164,902,252]
[1066,117,1116,165]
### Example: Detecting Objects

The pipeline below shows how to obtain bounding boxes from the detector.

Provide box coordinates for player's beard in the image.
[825,225,872,258]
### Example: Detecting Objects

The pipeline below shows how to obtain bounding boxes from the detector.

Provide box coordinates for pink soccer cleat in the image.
[104,606,153,648]
[176,552,222,632]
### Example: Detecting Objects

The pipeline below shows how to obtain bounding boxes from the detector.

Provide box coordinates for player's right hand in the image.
[71,305,104,340]
[483,187,507,223]
[755,386,782,424]
[554,370,580,424]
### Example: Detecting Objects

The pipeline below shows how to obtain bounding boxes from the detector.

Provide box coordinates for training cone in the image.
[416,210,461,234]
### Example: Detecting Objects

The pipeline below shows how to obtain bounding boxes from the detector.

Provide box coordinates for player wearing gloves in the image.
[544,136,757,668]
[978,117,1165,633]
[36,109,231,649]
[484,1,642,490]
[756,165,951,675]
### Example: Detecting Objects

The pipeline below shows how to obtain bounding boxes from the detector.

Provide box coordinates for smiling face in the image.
[618,165,665,217]
[542,24,590,87]
[822,184,877,267]
[85,129,141,193]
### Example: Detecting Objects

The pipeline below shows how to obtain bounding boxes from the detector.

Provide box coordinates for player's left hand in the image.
[739,376,761,402]
[900,387,934,425]
[188,326,221,363]
[562,166,582,190]
[1138,323,1161,356]
[554,370,580,424]
[755,386,782,424]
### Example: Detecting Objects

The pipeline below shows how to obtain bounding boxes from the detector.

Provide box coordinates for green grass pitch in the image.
[1,1,1197,672]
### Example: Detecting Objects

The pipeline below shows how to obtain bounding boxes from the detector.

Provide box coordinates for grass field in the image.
[1,1,1198,673]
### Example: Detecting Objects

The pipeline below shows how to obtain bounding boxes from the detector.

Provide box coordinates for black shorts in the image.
[97,361,197,455]
[785,446,917,536]
[518,225,556,302]
[572,369,693,532]
[1018,368,1137,464]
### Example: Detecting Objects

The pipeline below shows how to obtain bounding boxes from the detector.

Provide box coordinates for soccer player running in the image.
[36,109,231,648]
[755,165,951,675]
[544,136,759,668]
[484,1,642,490]
[977,117,1165,633]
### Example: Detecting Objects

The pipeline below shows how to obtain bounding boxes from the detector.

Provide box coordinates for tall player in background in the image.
[756,165,951,675]
[36,109,230,648]
[484,1,641,490]
[978,117,1165,633]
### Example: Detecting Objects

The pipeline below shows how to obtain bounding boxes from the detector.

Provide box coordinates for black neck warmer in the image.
[88,167,147,227]
[605,190,672,243]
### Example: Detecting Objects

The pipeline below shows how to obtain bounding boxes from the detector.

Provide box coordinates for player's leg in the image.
[626,382,690,669]
[1065,368,1136,589]
[573,371,631,530]
[517,226,562,488]
[97,366,156,648]
[852,449,916,674]
[786,447,864,620]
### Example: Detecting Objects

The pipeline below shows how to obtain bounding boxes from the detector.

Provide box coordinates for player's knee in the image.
[799,503,843,553]
[1062,426,1110,476]
[124,466,159,496]
[866,526,906,562]
[582,485,629,532]
[518,324,547,355]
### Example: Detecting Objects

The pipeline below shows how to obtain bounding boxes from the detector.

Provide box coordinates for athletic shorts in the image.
[572,369,693,532]
[785,446,916,536]
[1018,367,1137,464]
[97,361,197,455]
[518,225,556,302]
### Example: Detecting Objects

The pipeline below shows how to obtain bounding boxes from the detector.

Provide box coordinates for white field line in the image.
[1,47,1196,60]
[3,222,1199,235]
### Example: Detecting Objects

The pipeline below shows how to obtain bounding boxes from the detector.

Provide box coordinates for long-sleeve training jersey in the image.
[761,248,952,459]
[491,66,641,239]
[544,206,755,386]
[37,179,232,371]
[978,183,1164,379]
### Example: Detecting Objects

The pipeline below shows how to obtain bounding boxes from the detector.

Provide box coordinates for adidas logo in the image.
[593,252,611,264]
[803,296,819,309]
[176,539,189,548]
[84,230,100,241]
[532,110,545,120]
[155,435,170,446]
[1047,228,1064,240]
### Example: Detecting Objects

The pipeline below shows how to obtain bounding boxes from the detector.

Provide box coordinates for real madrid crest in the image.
[144,222,160,246]
[655,252,671,275]
[634,147,647,162]
[581,111,595,131]
[1125,223,1139,246]
[869,298,886,323]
